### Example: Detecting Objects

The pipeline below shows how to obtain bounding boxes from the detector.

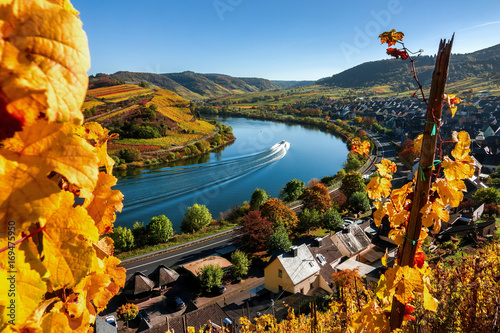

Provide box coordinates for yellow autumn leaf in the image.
[420,200,449,231]
[435,178,464,208]
[379,29,404,46]
[373,201,386,227]
[40,311,72,333]
[414,134,423,157]
[350,300,390,333]
[381,249,389,267]
[390,210,409,227]
[351,137,370,155]
[4,121,99,198]
[423,285,438,312]
[367,176,392,199]
[389,228,405,246]
[0,243,47,327]
[385,266,424,304]
[84,172,123,234]
[78,122,119,174]
[47,0,79,15]
[390,182,413,211]
[445,94,461,117]
[41,192,98,288]
[93,237,115,259]
[442,156,475,181]
[0,0,90,140]
[375,158,397,178]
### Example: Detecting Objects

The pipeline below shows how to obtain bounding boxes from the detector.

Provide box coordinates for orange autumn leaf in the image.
[420,199,449,232]
[0,0,90,140]
[351,137,370,155]
[379,29,404,46]
[376,158,397,179]
[434,178,464,208]
[414,134,423,157]
[385,265,424,304]
[367,176,392,199]
[445,94,461,117]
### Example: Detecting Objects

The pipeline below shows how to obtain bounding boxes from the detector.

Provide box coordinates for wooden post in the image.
[390,35,454,330]
[166,316,170,332]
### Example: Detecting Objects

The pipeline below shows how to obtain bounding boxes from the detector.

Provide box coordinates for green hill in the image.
[317,43,500,91]
[108,71,282,100]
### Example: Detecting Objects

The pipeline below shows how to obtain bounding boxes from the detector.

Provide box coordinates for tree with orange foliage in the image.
[237,210,272,252]
[300,183,332,214]
[260,198,299,232]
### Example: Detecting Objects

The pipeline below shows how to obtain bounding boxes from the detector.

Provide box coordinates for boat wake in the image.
[117,141,290,212]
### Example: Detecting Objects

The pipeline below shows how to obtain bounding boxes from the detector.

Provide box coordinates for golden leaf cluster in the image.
[0,0,125,331]
[351,137,370,155]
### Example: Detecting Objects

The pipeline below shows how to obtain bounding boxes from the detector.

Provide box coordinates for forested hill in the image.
[107,71,282,100]
[317,43,500,91]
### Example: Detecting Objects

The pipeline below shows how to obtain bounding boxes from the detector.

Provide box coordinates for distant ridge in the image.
[108,71,281,100]
[317,43,500,90]
[272,80,316,89]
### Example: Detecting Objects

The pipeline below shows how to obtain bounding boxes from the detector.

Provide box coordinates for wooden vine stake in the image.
[390,35,454,330]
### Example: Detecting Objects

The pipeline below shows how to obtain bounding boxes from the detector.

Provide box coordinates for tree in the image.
[297,208,321,234]
[473,187,500,205]
[198,264,224,293]
[181,204,213,233]
[267,226,292,254]
[110,226,134,252]
[301,183,332,214]
[238,210,273,252]
[344,152,362,171]
[146,214,173,244]
[260,198,299,232]
[231,250,251,282]
[119,147,142,162]
[116,303,139,328]
[132,221,148,248]
[322,208,343,231]
[348,191,371,212]
[280,178,305,202]
[340,171,366,197]
[250,188,268,210]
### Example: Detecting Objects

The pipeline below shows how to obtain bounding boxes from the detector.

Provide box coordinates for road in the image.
[121,231,237,279]
[120,132,402,279]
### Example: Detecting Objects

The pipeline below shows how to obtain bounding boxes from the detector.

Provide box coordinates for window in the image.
[278,269,282,278]
[300,288,304,294]
[310,282,314,290]
[279,285,283,292]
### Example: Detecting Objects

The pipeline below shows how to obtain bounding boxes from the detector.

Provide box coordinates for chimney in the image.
[291,246,298,257]
[315,237,323,247]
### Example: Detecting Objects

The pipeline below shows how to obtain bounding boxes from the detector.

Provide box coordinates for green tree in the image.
[348,191,371,212]
[321,208,343,232]
[340,171,366,197]
[110,226,134,252]
[181,204,213,233]
[298,208,321,234]
[473,187,500,204]
[116,303,138,328]
[344,153,362,172]
[133,125,160,139]
[119,147,142,163]
[132,221,148,248]
[267,226,292,254]
[250,188,268,210]
[280,178,305,202]
[146,215,173,244]
[197,264,224,293]
[231,250,251,282]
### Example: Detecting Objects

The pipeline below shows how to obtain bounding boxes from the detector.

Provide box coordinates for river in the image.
[114,117,349,231]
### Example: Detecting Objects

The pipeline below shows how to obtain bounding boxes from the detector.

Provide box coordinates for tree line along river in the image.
[113,117,349,231]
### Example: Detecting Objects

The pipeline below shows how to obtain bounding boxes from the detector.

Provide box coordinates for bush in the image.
[110,226,134,252]
[167,152,176,160]
[132,221,148,248]
[197,264,223,293]
[119,147,142,163]
[348,191,371,212]
[181,204,212,233]
[280,179,305,202]
[250,188,268,210]
[146,215,173,245]
[322,208,343,231]
[231,250,251,282]
[133,125,160,139]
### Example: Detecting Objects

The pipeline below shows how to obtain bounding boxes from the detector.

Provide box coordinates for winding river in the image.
[114,117,349,231]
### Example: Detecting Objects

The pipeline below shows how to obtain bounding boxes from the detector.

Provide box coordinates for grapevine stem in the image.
[0,226,46,253]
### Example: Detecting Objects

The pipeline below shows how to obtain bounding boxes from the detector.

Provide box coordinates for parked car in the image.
[174,297,186,310]
[138,310,150,322]
[105,315,117,327]
[218,284,227,294]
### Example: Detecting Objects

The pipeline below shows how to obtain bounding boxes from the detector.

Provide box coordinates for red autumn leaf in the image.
[387,48,409,60]
[414,251,425,269]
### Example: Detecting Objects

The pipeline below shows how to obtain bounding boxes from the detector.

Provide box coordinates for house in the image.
[306,236,343,291]
[265,244,322,295]
[333,257,381,284]
[148,265,179,296]
[331,225,372,258]
[436,220,497,243]
[146,303,235,333]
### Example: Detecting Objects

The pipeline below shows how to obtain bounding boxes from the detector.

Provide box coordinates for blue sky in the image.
[73,0,500,80]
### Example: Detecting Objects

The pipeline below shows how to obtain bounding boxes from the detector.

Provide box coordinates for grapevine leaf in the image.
[423,285,438,312]
[0,243,47,325]
[78,122,119,174]
[420,200,449,232]
[385,266,424,304]
[435,178,464,208]
[4,121,99,198]
[351,137,370,155]
[390,182,413,211]
[367,177,392,200]
[375,158,397,179]
[379,29,404,46]
[389,228,405,246]
[47,0,80,16]
[41,192,98,288]
[83,172,123,234]
[40,311,72,333]
[414,134,423,157]
[373,201,386,227]
[0,0,90,140]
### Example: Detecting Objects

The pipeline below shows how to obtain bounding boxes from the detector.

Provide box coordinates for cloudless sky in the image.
[73,0,500,80]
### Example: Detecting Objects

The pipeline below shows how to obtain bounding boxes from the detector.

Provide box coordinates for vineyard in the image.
[86,84,152,102]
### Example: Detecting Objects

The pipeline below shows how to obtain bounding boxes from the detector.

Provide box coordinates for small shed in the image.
[123,272,155,302]
[148,265,179,289]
